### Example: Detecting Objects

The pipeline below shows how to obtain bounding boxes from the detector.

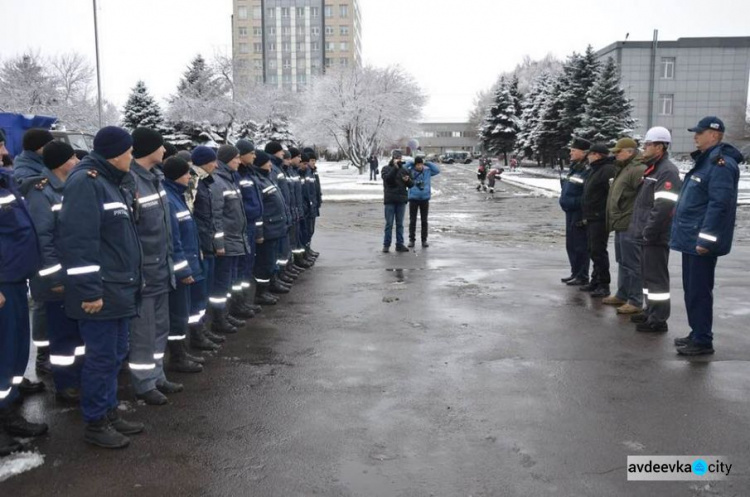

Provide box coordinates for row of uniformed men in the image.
[0,125,322,453]
[559,117,742,356]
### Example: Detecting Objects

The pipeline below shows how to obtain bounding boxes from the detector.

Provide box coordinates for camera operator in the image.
[406,157,440,248]
[381,151,414,253]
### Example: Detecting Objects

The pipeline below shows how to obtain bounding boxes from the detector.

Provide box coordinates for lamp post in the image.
[93,0,103,128]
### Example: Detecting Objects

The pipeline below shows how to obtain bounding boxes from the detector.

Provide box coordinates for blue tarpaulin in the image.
[0,113,57,158]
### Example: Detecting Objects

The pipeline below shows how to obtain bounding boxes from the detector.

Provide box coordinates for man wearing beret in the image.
[580,143,617,298]
[671,117,742,356]
[560,137,591,287]
[58,126,144,448]
[23,142,84,404]
[603,138,646,314]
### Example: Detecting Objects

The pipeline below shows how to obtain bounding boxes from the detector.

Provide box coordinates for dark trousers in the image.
[370,167,378,181]
[408,199,430,242]
[31,298,48,350]
[129,293,169,394]
[212,255,238,308]
[169,283,190,341]
[614,231,643,306]
[0,282,30,409]
[682,253,718,346]
[195,256,214,318]
[255,237,280,283]
[237,226,257,286]
[565,211,589,280]
[587,220,610,285]
[277,233,291,270]
[79,318,129,423]
[642,245,671,325]
[384,203,406,247]
[46,300,84,392]
[298,217,310,247]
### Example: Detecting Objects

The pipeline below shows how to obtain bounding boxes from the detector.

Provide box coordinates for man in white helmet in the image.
[628,127,681,333]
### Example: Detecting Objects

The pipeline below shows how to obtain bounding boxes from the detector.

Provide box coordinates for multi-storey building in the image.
[232,0,362,91]
[596,36,750,155]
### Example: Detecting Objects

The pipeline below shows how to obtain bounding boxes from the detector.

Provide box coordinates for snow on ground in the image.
[0,451,45,482]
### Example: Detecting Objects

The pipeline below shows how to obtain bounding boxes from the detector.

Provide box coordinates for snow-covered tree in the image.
[480,78,521,164]
[509,74,523,118]
[296,65,425,174]
[575,57,636,143]
[122,80,164,130]
[515,72,552,161]
[558,46,600,142]
[535,74,568,166]
[0,52,58,115]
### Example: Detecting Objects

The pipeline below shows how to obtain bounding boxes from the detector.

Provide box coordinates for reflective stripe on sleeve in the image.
[51,203,62,212]
[654,191,679,202]
[167,335,186,341]
[75,346,86,356]
[173,261,189,271]
[67,265,101,275]
[0,388,11,399]
[39,264,63,277]
[138,193,161,204]
[176,210,191,220]
[215,232,225,239]
[50,355,76,366]
[698,233,717,243]
[12,376,23,385]
[0,194,16,205]
[103,202,128,211]
[129,363,156,370]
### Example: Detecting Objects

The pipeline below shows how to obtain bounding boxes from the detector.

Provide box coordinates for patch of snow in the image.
[501,176,560,198]
[0,451,45,482]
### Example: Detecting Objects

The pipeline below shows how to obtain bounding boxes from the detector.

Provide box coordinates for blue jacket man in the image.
[670,117,742,356]
[236,139,265,314]
[559,138,593,286]
[24,141,85,401]
[0,165,48,453]
[406,158,440,247]
[265,142,295,290]
[58,126,144,448]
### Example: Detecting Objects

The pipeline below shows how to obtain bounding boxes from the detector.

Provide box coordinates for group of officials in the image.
[559,116,742,356]
[0,125,322,454]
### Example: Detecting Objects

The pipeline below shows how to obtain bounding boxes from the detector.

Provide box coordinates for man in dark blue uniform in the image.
[670,117,742,356]
[0,135,48,456]
[58,126,144,448]
[236,139,265,314]
[559,137,591,286]
[264,142,294,294]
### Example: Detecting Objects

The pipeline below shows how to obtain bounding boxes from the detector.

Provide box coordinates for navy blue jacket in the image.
[559,161,589,213]
[58,153,142,321]
[670,143,742,257]
[12,150,45,186]
[193,173,219,255]
[164,179,203,282]
[22,168,66,301]
[0,168,40,283]
[287,164,305,222]
[313,167,322,216]
[270,156,292,226]
[255,166,288,240]
[210,162,249,257]
[300,167,315,218]
[237,165,264,240]
[129,161,173,297]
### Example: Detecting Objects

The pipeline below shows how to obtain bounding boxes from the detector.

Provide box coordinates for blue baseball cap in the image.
[688,116,725,133]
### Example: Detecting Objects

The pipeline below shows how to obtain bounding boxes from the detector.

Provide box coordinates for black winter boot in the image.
[106,408,144,435]
[84,418,130,449]
[202,323,227,344]
[36,347,52,376]
[0,430,22,456]
[243,287,263,314]
[210,307,238,335]
[270,276,290,295]
[0,407,48,437]
[229,295,255,319]
[167,340,203,373]
[278,272,295,285]
[255,284,278,305]
[190,324,220,351]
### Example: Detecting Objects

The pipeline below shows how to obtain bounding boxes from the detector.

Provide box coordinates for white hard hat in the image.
[644,126,672,144]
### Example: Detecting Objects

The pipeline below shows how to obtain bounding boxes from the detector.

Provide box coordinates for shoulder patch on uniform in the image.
[87,169,99,178]
[665,181,672,191]
[34,178,49,190]
[715,156,726,167]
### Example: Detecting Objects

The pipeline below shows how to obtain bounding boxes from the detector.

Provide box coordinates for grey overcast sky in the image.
[1,0,749,122]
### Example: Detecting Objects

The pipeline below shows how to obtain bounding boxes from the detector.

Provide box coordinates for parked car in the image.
[51,131,95,152]
[441,151,473,164]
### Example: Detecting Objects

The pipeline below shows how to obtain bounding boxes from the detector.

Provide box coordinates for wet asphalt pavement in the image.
[3,165,750,496]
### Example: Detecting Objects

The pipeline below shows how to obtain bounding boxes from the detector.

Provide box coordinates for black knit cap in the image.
[589,143,610,156]
[132,127,165,159]
[163,142,178,160]
[254,150,272,168]
[163,156,191,181]
[569,137,591,151]
[288,146,301,159]
[236,139,255,156]
[74,149,89,160]
[42,141,75,170]
[23,128,54,152]
[264,141,283,155]
[217,144,240,164]
[94,126,133,159]
[302,147,317,160]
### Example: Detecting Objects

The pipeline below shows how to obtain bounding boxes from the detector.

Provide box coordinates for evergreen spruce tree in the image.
[575,57,636,143]
[175,54,222,100]
[558,46,600,142]
[479,78,520,164]
[515,73,551,161]
[536,74,568,166]
[121,80,164,130]
[509,74,523,118]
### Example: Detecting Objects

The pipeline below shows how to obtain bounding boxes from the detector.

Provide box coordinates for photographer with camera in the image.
[406,157,440,248]
[381,151,414,253]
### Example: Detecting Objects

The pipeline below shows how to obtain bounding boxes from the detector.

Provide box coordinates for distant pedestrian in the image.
[670,117,742,356]
[406,157,440,248]
[369,154,379,181]
[476,159,488,191]
[381,150,413,253]
[580,143,617,298]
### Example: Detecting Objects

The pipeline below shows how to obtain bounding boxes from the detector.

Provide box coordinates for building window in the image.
[326,42,335,52]
[340,42,348,51]
[661,57,675,79]
[325,57,333,68]
[340,4,349,17]
[283,42,291,52]
[238,26,248,37]
[298,74,306,85]
[252,6,262,19]
[297,26,305,36]
[281,7,290,18]
[268,59,277,69]
[325,26,334,35]
[312,59,321,69]
[283,59,291,69]
[452,131,463,138]
[312,42,320,51]
[252,27,262,37]
[268,43,276,52]
[267,8,275,18]
[283,26,291,36]
[340,58,348,68]
[283,74,292,84]
[269,75,277,84]
[296,7,305,18]
[296,42,304,52]
[311,7,319,17]
[255,75,264,84]
[253,43,262,53]
[239,43,249,54]
[659,94,674,115]
[311,27,320,36]
[238,6,248,20]
[324,5,333,17]
[253,59,263,70]
[340,26,349,36]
